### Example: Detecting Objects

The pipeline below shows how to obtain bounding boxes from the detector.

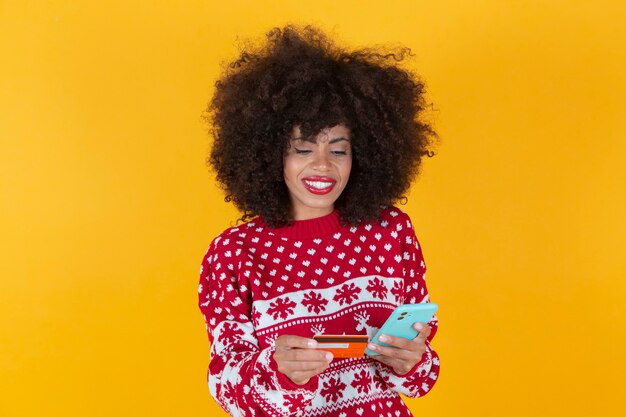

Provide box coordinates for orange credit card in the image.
[313,335,369,358]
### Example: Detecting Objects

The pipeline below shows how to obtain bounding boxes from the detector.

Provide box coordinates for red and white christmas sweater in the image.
[198,207,440,417]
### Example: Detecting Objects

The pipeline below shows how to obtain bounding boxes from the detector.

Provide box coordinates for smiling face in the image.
[283,124,352,221]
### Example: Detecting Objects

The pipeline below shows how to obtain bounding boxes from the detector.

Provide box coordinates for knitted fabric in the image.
[198,207,439,417]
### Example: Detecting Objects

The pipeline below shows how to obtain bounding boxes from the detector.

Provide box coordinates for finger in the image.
[275,347,333,363]
[367,342,417,361]
[280,360,331,372]
[370,353,394,366]
[376,333,416,351]
[371,352,420,376]
[290,348,333,363]
[274,353,331,378]
[370,354,404,371]
[289,367,328,383]
[275,335,318,350]
[412,322,432,342]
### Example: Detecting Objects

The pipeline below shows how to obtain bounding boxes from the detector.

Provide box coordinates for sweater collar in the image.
[263,210,342,239]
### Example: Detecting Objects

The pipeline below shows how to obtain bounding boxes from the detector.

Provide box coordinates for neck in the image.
[264,209,342,239]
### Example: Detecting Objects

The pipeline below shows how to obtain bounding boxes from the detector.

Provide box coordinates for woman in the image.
[199,25,439,417]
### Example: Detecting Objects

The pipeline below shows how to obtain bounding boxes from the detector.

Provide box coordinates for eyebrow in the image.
[294,137,351,144]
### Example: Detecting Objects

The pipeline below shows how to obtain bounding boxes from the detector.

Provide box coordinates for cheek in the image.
[283,158,301,184]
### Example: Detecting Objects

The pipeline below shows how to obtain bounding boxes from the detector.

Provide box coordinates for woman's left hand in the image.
[367,322,431,375]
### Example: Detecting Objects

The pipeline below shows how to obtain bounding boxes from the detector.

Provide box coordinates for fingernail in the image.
[378,334,389,342]
[367,343,378,351]
[308,340,318,348]
[326,352,333,361]
[415,323,424,331]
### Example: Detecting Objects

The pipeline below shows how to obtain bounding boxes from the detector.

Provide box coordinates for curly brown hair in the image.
[205,25,437,227]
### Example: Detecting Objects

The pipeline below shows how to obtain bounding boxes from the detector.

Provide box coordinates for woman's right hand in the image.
[273,335,334,385]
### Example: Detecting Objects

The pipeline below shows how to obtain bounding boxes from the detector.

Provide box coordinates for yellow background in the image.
[1,1,624,416]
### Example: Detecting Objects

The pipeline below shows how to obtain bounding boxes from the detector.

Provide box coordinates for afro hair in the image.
[205,24,437,227]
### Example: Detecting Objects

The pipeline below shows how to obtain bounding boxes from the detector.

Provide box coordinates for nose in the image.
[312,150,331,171]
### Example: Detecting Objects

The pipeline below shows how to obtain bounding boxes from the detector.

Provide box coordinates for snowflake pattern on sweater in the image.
[198,207,440,417]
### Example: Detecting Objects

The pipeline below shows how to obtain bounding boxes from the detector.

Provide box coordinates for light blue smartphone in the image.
[365,303,438,356]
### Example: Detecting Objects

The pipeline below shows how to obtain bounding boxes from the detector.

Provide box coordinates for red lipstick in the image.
[302,176,336,195]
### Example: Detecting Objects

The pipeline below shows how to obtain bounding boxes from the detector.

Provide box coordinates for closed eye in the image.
[294,148,312,155]
[331,150,348,156]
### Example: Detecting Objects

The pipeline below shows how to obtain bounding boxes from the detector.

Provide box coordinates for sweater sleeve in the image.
[198,235,319,417]
[374,212,441,398]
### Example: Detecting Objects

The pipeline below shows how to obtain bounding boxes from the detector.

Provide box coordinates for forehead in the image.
[291,124,351,143]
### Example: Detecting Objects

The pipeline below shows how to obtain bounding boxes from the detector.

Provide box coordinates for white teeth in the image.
[305,180,333,189]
